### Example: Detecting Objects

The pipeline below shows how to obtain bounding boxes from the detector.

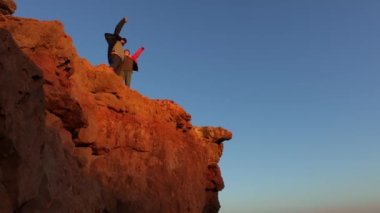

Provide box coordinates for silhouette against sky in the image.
[16,0,380,212]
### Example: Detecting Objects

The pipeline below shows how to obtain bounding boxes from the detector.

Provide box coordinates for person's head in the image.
[124,49,130,56]
[120,37,127,45]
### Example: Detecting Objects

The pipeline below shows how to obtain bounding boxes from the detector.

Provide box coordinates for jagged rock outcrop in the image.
[0,0,16,15]
[0,15,232,213]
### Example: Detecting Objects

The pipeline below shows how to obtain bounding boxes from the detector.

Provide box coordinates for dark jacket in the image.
[105,18,127,63]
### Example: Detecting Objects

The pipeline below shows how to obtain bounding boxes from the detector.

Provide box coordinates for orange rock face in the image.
[0,0,16,15]
[0,16,232,213]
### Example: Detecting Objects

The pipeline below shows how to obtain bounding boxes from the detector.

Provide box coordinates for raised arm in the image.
[114,17,128,36]
[131,47,145,61]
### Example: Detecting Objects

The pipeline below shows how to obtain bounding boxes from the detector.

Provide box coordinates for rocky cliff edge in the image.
[0,15,232,213]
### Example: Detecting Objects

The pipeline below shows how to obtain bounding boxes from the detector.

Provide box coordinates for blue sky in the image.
[16,0,380,212]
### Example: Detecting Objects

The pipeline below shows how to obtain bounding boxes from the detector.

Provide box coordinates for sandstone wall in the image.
[0,16,232,213]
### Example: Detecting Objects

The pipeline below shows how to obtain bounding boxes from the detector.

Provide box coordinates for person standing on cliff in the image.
[120,47,145,87]
[105,17,128,73]
[105,17,145,87]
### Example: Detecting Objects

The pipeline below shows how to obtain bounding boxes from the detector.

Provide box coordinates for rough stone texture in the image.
[0,0,16,15]
[0,16,232,213]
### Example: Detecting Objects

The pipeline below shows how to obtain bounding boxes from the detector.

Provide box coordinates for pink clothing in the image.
[125,47,145,71]
[130,47,145,62]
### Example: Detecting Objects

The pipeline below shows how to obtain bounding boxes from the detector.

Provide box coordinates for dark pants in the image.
[125,71,132,87]
[109,54,122,71]
[109,55,135,87]
[120,57,134,87]
[109,54,126,84]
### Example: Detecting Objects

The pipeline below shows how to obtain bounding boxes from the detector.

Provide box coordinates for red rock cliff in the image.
[0,15,232,213]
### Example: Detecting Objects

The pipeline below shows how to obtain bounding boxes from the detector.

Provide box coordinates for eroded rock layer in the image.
[0,16,232,213]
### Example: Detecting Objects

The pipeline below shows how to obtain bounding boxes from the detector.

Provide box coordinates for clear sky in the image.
[16,0,380,212]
